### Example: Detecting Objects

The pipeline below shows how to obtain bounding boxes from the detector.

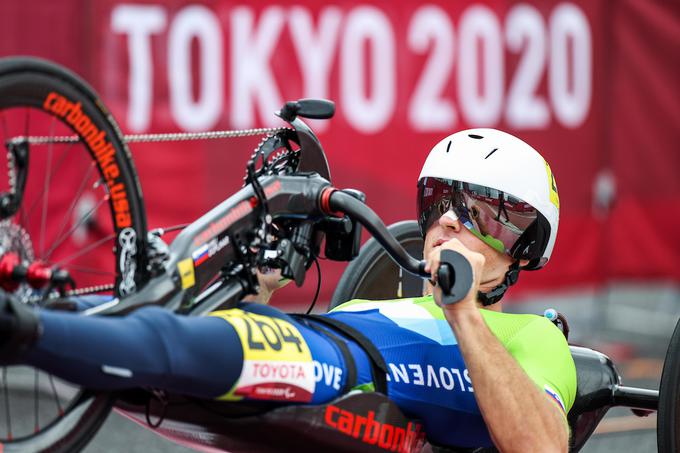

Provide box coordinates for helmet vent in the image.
[468,134,484,139]
[485,148,498,159]
[446,141,452,153]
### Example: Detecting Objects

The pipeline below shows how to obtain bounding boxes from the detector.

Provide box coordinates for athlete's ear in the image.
[518,259,530,268]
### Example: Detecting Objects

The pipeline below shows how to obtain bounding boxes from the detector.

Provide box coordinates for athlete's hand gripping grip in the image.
[436,250,473,305]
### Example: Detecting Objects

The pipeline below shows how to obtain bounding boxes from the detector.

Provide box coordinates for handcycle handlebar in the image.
[324,189,472,304]
[323,189,428,279]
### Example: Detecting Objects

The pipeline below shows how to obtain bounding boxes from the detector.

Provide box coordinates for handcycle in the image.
[0,56,675,452]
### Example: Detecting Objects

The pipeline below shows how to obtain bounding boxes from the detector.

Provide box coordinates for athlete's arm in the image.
[241,269,291,304]
[445,309,568,452]
[426,240,568,453]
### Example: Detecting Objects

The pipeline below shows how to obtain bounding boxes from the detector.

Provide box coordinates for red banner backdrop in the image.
[0,0,678,306]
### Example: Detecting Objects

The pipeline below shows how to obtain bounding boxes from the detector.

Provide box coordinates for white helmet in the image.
[417,128,559,270]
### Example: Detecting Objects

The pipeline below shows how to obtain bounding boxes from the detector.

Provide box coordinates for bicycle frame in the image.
[85,172,332,317]
[82,107,348,318]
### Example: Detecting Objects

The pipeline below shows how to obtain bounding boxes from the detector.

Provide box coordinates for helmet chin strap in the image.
[477,261,521,306]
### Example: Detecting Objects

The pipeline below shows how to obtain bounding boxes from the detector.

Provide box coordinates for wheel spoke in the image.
[23,141,75,229]
[45,161,98,260]
[51,265,114,277]
[52,233,116,267]
[34,369,39,433]
[39,118,57,257]
[19,202,29,234]
[3,368,12,441]
[45,197,107,260]
[48,374,64,417]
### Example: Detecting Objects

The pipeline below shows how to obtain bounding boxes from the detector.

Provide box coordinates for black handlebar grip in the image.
[279,99,335,121]
[437,250,474,305]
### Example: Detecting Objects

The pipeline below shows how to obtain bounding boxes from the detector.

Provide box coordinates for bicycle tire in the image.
[0,56,148,452]
[658,317,680,453]
[329,220,424,310]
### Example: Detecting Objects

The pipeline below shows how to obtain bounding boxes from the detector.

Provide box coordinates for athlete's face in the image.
[423,209,517,296]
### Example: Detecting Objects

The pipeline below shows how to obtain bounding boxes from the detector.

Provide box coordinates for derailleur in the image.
[146,229,171,276]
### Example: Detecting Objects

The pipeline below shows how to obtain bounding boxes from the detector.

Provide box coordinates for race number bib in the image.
[211,309,315,402]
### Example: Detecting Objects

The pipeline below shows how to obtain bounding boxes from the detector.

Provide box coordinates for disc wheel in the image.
[329,220,425,310]
[0,57,148,451]
[658,317,680,453]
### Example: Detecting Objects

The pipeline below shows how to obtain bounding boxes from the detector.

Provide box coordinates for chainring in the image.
[245,129,301,181]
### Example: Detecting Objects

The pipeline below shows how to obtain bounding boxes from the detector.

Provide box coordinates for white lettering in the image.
[288,7,342,133]
[322,362,334,386]
[549,3,592,128]
[458,5,504,126]
[313,360,322,381]
[452,368,465,392]
[439,368,454,390]
[464,368,474,392]
[389,363,409,383]
[340,6,395,133]
[426,365,440,388]
[111,5,167,132]
[168,5,223,131]
[407,5,456,131]
[388,363,472,392]
[333,366,342,390]
[505,4,549,129]
[409,364,424,386]
[111,4,594,134]
[231,7,285,128]
[313,361,342,390]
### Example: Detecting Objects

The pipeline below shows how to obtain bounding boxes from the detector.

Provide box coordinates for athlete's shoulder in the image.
[331,295,439,314]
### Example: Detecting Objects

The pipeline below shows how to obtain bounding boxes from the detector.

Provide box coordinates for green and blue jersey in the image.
[326,296,577,446]
[28,295,576,449]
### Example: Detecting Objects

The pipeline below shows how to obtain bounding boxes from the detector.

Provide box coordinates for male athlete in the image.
[0,129,575,452]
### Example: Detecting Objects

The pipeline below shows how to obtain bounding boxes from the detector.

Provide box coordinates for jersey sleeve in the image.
[504,316,577,417]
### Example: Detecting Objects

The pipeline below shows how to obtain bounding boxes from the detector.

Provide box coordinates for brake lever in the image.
[436,250,473,305]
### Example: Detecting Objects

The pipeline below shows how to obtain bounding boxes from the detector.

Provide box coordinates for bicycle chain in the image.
[6,149,15,194]
[5,127,291,299]
[24,284,114,304]
[8,127,287,145]
[66,284,114,296]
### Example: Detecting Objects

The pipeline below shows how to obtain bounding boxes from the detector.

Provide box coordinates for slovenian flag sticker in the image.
[544,384,566,415]
[192,243,210,266]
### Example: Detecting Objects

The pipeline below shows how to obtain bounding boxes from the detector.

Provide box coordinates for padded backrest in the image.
[567,346,618,451]
[330,220,619,452]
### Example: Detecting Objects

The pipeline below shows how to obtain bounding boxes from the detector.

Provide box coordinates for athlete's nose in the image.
[438,209,462,233]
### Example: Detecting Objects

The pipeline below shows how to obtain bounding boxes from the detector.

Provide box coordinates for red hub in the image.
[0,252,56,292]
